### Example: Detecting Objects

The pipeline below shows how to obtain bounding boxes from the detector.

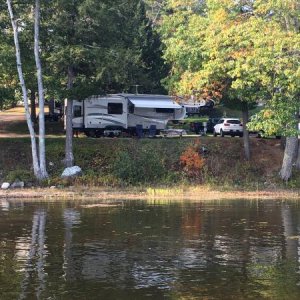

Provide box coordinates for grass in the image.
[2,119,65,136]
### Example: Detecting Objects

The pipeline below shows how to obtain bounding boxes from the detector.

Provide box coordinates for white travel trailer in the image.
[182,99,215,116]
[70,94,186,137]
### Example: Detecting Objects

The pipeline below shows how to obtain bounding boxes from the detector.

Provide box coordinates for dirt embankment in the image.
[0,136,287,199]
[0,106,288,199]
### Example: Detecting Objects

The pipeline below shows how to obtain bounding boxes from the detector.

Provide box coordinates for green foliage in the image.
[248,97,299,137]
[113,146,167,184]
[160,0,300,137]
[42,0,167,99]
[1,0,39,109]
[1,0,168,106]
[5,169,34,183]
[0,16,19,109]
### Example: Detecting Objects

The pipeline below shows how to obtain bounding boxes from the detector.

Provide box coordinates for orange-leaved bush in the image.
[180,139,205,178]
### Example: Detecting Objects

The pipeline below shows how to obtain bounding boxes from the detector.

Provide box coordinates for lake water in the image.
[1,199,300,299]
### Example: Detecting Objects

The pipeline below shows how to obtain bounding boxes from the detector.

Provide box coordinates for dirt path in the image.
[0,105,66,138]
[0,113,27,138]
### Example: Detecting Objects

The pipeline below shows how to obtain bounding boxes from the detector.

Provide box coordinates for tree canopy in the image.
[0,0,168,108]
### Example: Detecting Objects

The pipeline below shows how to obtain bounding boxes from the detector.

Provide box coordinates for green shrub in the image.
[113,147,166,185]
[5,169,34,183]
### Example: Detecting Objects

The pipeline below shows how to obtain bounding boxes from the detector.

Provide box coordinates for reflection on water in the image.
[1,199,300,299]
[19,209,47,300]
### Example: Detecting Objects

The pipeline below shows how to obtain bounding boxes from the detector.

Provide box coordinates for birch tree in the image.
[34,0,48,178]
[7,0,48,180]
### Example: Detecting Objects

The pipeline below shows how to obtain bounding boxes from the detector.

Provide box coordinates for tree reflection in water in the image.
[19,209,47,300]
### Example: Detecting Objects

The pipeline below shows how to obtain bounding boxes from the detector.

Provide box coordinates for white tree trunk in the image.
[7,0,42,179]
[34,0,48,179]
[280,136,298,181]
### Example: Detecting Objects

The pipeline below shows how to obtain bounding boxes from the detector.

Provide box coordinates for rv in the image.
[183,99,215,116]
[70,94,186,137]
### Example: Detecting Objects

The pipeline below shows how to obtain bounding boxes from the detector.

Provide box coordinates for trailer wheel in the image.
[87,130,97,138]
[95,130,104,138]
[91,130,97,138]
[84,130,91,137]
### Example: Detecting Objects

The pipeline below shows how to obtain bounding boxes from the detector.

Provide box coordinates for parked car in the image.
[213,118,243,137]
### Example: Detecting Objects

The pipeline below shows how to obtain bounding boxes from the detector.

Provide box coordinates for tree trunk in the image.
[295,109,300,169]
[64,66,74,167]
[48,98,55,116]
[242,102,250,160]
[7,0,42,179]
[280,136,298,181]
[34,0,48,179]
[295,139,300,169]
[30,90,37,123]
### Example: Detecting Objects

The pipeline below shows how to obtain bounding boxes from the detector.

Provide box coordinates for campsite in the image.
[2,1,300,299]
[0,104,286,192]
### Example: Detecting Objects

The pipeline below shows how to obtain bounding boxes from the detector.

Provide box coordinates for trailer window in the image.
[108,103,123,114]
[73,105,82,117]
[156,108,175,113]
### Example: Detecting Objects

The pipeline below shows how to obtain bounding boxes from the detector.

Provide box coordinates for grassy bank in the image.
[0,136,287,190]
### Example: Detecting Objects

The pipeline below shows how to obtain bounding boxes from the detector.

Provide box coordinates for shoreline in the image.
[1,186,300,201]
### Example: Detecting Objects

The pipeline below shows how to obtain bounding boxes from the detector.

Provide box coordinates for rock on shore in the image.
[1,182,10,189]
[61,166,82,178]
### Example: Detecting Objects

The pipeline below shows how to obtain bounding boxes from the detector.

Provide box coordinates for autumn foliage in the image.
[180,139,205,178]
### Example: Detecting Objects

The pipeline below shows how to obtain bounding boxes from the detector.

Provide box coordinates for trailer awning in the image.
[129,98,182,109]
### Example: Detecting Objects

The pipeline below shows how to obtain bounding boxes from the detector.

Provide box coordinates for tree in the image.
[160,0,300,169]
[42,0,168,166]
[7,0,48,180]
[159,0,206,94]
[248,0,300,180]
[0,5,18,110]
[34,0,47,178]
[160,0,264,160]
